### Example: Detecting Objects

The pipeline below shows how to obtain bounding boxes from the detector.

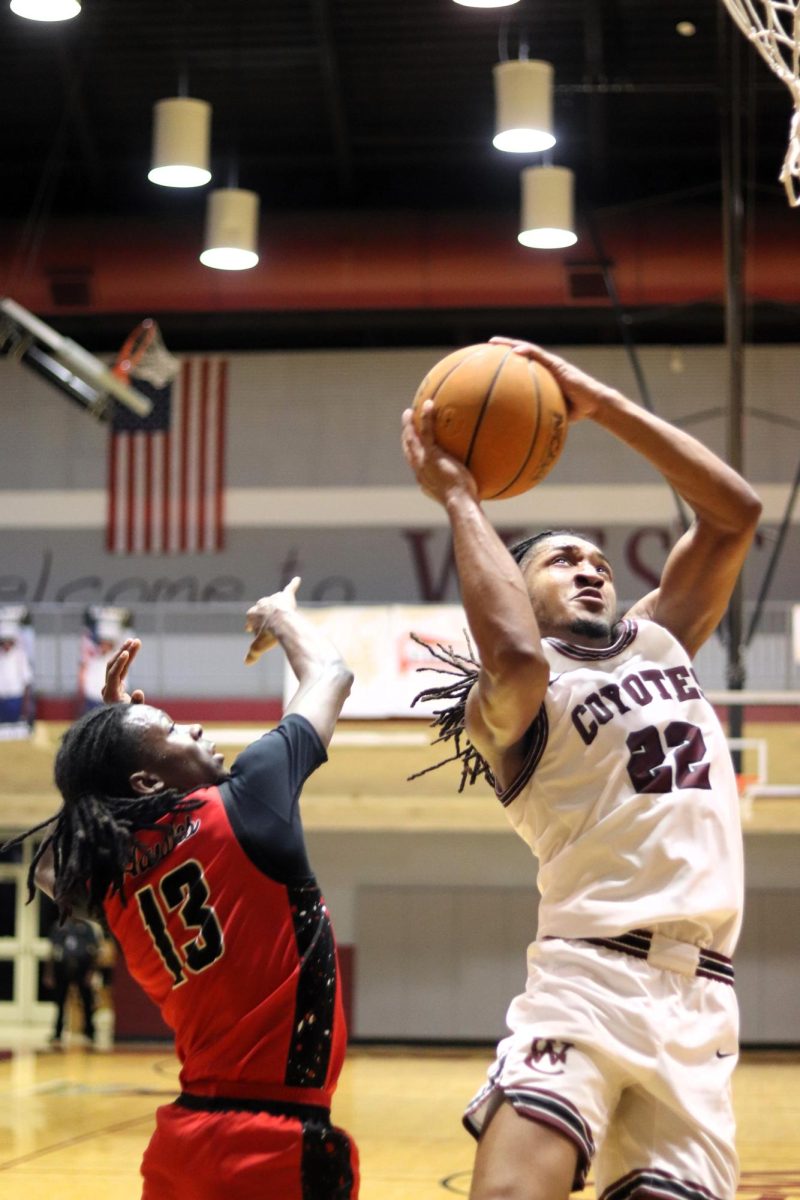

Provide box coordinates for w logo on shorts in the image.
[524,1038,574,1075]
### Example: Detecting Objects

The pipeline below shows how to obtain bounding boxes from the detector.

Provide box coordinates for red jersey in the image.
[104,714,346,1110]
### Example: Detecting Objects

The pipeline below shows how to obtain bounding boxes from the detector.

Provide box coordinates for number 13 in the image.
[136,859,224,987]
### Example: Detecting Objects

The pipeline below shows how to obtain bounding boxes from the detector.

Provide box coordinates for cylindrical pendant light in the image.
[200,188,260,270]
[148,98,212,188]
[10,0,80,18]
[518,165,577,249]
[453,1,520,7]
[494,60,555,154]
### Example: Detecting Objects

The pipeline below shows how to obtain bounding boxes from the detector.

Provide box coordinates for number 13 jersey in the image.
[498,618,743,957]
[103,714,347,1109]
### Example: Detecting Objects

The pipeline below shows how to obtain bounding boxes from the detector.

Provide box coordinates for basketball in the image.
[411,342,567,500]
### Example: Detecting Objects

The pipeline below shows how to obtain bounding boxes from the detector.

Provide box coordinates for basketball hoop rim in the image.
[112,318,157,380]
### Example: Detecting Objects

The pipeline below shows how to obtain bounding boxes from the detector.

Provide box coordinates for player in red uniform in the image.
[5,578,359,1200]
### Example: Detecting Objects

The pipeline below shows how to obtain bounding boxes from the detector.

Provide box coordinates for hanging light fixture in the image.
[453,1,520,8]
[200,188,260,270]
[493,59,555,154]
[10,0,80,18]
[518,165,577,249]
[148,97,212,188]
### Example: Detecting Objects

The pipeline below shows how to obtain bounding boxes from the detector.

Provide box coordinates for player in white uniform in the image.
[401,339,762,1200]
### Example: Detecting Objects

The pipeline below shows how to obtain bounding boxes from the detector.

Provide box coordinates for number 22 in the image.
[626,721,711,793]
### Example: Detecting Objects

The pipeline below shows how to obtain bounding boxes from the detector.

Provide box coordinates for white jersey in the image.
[497,618,743,956]
[0,642,33,698]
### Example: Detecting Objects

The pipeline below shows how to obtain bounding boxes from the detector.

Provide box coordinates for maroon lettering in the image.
[403,530,459,601]
[571,704,598,745]
[525,1038,574,1068]
[664,665,700,702]
[641,668,671,700]
[32,548,54,602]
[625,527,671,590]
[404,527,604,602]
[201,576,246,601]
[103,577,151,604]
[0,575,27,602]
[54,576,102,601]
[8,548,254,606]
[665,721,711,789]
[626,725,673,792]
[149,577,199,602]
[279,547,303,589]
[626,722,711,793]
[598,683,631,715]
[584,692,614,724]
[622,673,653,706]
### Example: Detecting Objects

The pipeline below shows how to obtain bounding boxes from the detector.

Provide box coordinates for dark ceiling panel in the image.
[1,0,792,219]
[0,0,797,345]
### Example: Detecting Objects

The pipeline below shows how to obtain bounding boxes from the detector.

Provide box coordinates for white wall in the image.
[1,344,798,609]
[307,829,800,1045]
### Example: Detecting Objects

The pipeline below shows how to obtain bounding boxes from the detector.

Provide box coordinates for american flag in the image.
[106,358,227,555]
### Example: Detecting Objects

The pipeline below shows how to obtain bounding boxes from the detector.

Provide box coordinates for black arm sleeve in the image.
[220,713,327,884]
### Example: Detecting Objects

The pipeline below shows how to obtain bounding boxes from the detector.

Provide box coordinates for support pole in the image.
[719,8,747,758]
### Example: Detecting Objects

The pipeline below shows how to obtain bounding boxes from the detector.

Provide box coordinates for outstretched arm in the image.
[244,577,353,749]
[494,339,763,657]
[401,402,549,787]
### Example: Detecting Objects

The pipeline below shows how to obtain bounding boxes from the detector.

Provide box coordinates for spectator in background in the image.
[0,607,35,734]
[78,607,134,714]
[46,915,99,1048]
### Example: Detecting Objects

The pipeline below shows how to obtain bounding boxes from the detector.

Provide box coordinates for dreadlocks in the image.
[408,530,590,791]
[408,632,495,793]
[2,704,205,920]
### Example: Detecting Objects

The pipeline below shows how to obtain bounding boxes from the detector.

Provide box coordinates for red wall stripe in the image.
[197,358,209,550]
[179,359,191,553]
[215,359,227,551]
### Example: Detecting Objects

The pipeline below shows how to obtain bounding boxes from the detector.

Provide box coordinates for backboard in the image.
[0,297,153,420]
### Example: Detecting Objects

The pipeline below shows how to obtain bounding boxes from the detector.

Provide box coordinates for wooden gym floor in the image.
[0,1039,798,1199]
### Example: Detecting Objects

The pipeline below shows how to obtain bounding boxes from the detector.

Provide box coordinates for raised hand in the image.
[489,336,617,423]
[244,576,302,665]
[102,638,145,705]
[401,399,479,506]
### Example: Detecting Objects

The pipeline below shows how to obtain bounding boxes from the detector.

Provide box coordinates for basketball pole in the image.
[584,212,691,536]
[719,6,747,761]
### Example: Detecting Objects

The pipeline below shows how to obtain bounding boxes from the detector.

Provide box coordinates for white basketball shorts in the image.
[464,935,739,1200]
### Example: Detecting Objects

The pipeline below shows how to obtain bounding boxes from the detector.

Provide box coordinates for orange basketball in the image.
[411,343,567,500]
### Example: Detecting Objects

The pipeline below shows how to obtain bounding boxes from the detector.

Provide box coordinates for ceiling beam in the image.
[582,0,611,197]
[310,0,355,199]
[55,42,104,198]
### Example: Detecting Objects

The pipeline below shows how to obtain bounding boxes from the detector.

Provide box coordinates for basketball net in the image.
[112,318,180,390]
[721,0,800,205]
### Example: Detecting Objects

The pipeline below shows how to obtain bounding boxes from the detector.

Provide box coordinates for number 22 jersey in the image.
[497,619,743,958]
[103,713,346,1109]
